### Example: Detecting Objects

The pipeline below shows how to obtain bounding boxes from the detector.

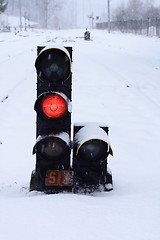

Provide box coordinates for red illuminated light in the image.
[41,94,67,118]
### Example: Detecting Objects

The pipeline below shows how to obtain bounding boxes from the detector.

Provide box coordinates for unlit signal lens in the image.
[77,139,109,162]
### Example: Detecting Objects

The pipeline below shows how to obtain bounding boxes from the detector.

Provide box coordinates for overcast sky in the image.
[72,0,128,28]
[71,0,160,28]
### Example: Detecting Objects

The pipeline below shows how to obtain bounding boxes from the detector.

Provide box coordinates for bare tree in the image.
[126,0,144,20]
[143,1,160,19]
[112,0,160,21]
[6,0,64,29]
[112,2,128,21]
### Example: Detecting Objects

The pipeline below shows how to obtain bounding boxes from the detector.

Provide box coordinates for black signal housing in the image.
[30,45,73,193]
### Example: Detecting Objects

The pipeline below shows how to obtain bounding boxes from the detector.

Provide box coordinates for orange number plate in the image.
[45,170,73,186]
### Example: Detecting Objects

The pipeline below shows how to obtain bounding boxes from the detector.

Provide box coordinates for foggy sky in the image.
[71,0,160,28]
[72,0,129,28]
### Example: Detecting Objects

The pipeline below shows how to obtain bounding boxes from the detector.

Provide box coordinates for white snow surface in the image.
[0,28,160,240]
[74,123,111,146]
[39,43,71,61]
[35,132,70,146]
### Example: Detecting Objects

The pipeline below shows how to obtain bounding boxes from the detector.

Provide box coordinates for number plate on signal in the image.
[45,170,73,186]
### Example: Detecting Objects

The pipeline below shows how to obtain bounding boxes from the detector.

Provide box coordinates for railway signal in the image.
[29,45,114,194]
[30,45,73,193]
[73,123,113,193]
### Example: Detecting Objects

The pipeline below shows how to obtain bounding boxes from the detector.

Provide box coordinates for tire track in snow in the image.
[0,48,34,65]
[104,64,160,110]
[84,43,160,111]
[0,48,35,103]
[1,70,35,103]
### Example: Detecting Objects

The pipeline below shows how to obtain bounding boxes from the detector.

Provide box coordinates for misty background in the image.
[0,0,160,30]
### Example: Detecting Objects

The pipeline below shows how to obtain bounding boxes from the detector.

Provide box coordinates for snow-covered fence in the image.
[96,18,160,37]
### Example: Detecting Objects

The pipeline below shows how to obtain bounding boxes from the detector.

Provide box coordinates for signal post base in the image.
[29,169,113,194]
[29,169,73,194]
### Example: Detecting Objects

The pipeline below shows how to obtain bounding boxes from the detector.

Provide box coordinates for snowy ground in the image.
[0,28,160,240]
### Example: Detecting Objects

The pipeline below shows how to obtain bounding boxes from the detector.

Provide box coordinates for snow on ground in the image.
[0,28,160,240]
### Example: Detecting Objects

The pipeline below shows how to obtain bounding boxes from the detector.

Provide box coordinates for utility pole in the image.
[19,0,22,31]
[82,0,84,29]
[108,0,111,33]
[75,0,77,28]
